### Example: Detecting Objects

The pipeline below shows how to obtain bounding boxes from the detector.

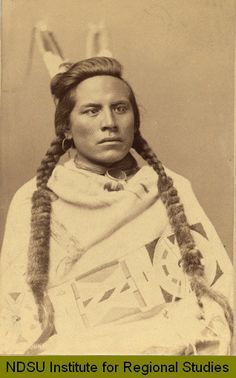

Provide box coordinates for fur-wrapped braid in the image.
[133,130,198,252]
[27,135,69,336]
[190,277,234,335]
[133,130,233,335]
[27,58,130,348]
[27,190,51,296]
[36,136,65,189]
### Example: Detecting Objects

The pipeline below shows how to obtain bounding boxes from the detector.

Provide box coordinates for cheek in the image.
[71,120,95,139]
[123,117,135,139]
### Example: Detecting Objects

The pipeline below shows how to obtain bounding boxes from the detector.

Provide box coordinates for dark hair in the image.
[27,57,233,352]
[50,57,140,136]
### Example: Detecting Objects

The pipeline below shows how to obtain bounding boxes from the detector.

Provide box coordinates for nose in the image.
[100,108,117,131]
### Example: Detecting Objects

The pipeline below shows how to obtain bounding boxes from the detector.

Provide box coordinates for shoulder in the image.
[163,167,202,214]
[13,177,37,198]
[164,167,192,190]
[139,165,193,193]
[7,178,37,213]
[1,178,37,260]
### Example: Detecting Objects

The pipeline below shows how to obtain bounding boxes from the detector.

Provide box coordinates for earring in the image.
[62,137,73,152]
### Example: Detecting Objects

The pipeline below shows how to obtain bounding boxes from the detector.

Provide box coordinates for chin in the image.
[93,151,129,166]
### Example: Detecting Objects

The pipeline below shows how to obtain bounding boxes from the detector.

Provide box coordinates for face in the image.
[68,75,135,166]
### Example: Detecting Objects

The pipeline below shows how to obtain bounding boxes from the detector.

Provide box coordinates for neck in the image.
[74,153,139,176]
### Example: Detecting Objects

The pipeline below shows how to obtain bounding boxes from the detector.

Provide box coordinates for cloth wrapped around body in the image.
[0,160,233,355]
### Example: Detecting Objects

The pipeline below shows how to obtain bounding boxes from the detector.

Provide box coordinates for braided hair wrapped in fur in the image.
[27,57,233,349]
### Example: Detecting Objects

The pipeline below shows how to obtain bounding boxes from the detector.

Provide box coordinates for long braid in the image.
[26,57,125,352]
[133,130,233,334]
[27,134,68,343]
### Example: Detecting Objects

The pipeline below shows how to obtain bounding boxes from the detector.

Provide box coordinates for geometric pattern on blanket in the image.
[0,292,40,353]
[70,222,224,328]
[151,222,223,298]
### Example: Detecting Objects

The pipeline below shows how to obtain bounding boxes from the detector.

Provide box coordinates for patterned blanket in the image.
[0,161,233,354]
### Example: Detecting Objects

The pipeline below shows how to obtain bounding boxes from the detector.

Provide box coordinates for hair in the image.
[27,57,233,351]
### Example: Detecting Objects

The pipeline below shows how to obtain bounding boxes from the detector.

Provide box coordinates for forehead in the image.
[73,75,131,105]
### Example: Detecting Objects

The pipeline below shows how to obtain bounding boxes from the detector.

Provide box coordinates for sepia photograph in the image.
[0,0,234,355]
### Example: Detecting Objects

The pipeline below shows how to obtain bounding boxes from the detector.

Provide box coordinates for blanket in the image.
[0,160,233,355]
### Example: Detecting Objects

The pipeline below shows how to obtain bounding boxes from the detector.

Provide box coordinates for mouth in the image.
[98,137,122,144]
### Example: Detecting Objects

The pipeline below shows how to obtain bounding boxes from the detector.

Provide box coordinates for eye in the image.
[83,108,100,116]
[113,104,128,114]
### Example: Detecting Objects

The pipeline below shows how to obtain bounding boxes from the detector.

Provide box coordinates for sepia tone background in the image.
[0,0,234,260]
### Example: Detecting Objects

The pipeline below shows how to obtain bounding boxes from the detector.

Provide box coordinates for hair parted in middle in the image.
[27,56,233,351]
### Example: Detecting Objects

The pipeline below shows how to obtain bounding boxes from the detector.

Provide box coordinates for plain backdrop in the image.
[0,0,234,260]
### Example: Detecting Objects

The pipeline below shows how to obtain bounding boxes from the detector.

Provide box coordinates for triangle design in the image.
[83,297,93,307]
[167,234,175,244]
[16,335,28,343]
[190,222,208,240]
[145,238,160,264]
[160,286,173,303]
[9,292,21,301]
[120,282,130,293]
[210,261,224,287]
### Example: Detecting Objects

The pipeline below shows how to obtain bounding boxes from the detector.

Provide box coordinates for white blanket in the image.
[0,160,233,355]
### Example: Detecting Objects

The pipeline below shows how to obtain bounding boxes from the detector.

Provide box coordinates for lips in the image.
[98,137,122,144]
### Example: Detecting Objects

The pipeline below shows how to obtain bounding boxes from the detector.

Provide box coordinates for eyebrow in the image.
[79,103,101,109]
[79,100,130,109]
[111,100,130,106]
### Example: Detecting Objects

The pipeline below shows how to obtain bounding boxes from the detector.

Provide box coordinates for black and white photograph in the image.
[0,0,234,355]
